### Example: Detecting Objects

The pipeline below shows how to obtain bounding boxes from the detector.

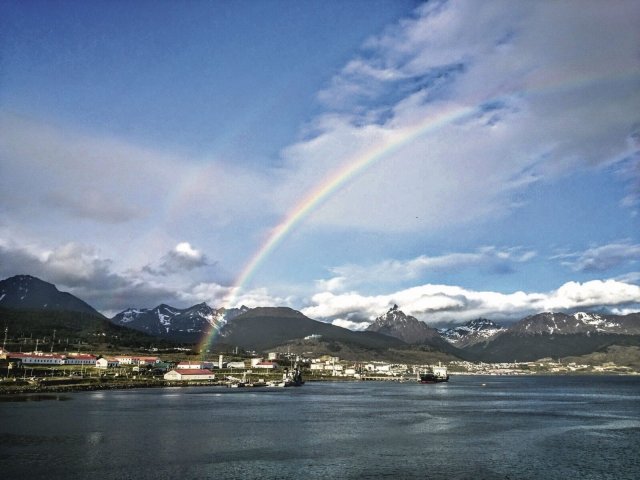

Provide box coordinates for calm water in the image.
[1,376,639,479]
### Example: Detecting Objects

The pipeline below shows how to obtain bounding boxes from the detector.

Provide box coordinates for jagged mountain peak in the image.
[439,318,506,347]
[366,305,444,345]
[110,302,247,342]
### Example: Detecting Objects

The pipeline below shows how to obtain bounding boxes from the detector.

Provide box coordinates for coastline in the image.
[2,371,638,397]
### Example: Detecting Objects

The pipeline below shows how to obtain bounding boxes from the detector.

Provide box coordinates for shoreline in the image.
[2,371,638,397]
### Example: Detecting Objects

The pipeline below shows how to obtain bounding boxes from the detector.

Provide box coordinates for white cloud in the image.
[320,247,536,291]
[331,318,371,331]
[0,113,272,229]
[275,0,640,232]
[144,242,210,276]
[556,241,640,272]
[302,280,640,326]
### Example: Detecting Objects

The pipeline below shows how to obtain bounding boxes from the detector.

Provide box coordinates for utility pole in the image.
[2,326,7,351]
[50,329,56,353]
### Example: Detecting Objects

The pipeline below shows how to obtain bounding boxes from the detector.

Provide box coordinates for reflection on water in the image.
[1,376,639,479]
[0,394,70,402]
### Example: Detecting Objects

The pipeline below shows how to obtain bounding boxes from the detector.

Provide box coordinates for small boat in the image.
[418,363,449,383]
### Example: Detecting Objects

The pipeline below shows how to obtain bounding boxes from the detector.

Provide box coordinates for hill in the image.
[216,307,406,352]
[0,275,102,316]
[0,307,172,351]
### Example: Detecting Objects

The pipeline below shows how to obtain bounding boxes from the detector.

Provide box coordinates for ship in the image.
[418,363,449,383]
[269,362,305,387]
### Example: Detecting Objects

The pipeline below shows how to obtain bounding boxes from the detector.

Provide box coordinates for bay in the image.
[1,375,639,479]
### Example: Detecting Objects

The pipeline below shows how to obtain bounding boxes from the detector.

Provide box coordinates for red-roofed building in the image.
[8,353,65,365]
[164,369,216,381]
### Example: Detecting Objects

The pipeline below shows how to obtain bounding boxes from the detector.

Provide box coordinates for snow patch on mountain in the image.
[110,303,249,339]
[439,318,505,347]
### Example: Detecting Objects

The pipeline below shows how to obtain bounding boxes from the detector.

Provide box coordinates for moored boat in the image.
[270,362,305,387]
[418,363,449,383]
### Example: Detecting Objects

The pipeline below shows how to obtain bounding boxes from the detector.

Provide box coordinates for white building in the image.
[164,369,216,381]
[227,361,247,369]
[9,353,65,365]
[96,358,120,369]
[114,355,134,365]
[254,361,278,370]
[65,354,97,365]
[176,362,211,370]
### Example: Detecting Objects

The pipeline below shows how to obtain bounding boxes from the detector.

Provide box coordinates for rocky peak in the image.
[366,305,441,344]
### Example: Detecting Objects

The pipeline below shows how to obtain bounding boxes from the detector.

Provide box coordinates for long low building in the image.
[164,369,216,381]
[8,353,65,365]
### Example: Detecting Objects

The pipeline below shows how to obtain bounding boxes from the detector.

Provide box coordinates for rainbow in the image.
[196,100,480,352]
[197,70,638,352]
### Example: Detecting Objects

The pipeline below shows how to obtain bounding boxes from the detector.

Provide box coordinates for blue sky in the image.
[1,0,639,328]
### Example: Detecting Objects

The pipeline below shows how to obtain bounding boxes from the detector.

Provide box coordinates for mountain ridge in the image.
[111,303,249,343]
[0,275,103,317]
[2,275,639,362]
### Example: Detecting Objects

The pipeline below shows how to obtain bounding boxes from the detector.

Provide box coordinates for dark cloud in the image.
[0,242,181,314]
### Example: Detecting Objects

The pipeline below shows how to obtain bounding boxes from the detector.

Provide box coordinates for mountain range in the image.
[111,303,248,343]
[1,275,639,363]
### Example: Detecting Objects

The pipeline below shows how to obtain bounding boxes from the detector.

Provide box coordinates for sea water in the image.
[1,375,639,479]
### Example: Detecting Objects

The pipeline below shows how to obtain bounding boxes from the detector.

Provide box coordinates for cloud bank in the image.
[275,0,640,232]
[303,279,640,328]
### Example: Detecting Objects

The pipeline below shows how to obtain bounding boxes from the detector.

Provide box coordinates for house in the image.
[96,357,120,369]
[136,356,160,365]
[164,369,216,381]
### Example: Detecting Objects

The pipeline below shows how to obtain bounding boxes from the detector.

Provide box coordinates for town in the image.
[1,345,637,395]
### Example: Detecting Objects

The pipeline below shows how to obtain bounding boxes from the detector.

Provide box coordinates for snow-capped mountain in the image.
[464,311,640,362]
[0,274,102,316]
[439,318,506,347]
[365,305,457,354]
[509,311,640,336]
[111,303,249,342]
